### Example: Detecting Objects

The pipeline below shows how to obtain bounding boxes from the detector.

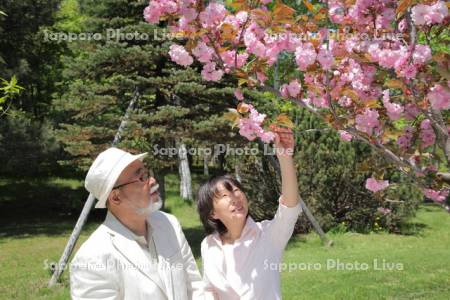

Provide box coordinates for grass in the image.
[0,175,449,299]
[281,204,450,299]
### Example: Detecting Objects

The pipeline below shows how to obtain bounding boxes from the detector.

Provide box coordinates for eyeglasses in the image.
[113,168,150,190]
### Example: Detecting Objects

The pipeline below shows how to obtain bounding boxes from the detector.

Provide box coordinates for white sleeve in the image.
[201,241,219,300]
[265,196,302,250]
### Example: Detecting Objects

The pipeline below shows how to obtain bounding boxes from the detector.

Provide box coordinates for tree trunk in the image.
[177,142,193,200]
[203,154,209,176]
[154,171,166,209]
[235,163,241,182]
[218,152,226,171]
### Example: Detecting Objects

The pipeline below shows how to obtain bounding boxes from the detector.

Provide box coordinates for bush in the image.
[0,110,60,177]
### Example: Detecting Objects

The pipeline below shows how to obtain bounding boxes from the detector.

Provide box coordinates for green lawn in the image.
[0,176,449,299]
[281,205,450,299]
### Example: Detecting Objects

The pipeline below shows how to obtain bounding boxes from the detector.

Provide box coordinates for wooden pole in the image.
[48,88,140,287]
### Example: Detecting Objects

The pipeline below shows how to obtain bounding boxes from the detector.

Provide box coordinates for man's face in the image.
[113,160,160,214]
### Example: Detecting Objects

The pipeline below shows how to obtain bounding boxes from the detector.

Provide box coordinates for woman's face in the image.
[211,182,248,227]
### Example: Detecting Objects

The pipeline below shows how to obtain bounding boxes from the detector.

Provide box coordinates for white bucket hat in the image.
[85,147,147,208]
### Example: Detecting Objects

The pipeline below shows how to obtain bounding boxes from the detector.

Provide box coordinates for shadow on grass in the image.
[0,219,104,241]
[0,178,106,239]
[397,222,428,236]
[392,203,444,236]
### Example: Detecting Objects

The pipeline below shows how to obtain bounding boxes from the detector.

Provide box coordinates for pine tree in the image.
[52,0,240,199]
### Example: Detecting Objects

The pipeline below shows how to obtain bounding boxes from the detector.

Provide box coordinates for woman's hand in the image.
[270,125,295,158]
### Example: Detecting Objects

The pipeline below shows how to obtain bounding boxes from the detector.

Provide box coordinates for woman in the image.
[196,126,302,300]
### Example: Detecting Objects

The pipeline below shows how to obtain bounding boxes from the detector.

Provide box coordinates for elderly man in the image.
[70,147,203,300]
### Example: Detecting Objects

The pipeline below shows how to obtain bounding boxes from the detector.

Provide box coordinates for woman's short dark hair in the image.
[196,174,245,235]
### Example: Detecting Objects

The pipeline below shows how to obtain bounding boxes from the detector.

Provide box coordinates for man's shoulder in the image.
[72,224,114,261]
[149,210,181,228]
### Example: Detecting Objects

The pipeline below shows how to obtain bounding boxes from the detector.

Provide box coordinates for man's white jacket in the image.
[70,211,204,300]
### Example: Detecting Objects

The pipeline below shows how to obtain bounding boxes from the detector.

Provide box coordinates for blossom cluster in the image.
[143,0,449,198]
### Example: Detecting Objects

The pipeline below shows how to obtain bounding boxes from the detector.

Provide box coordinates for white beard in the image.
[135,197,162,216]
[129,184,162,216]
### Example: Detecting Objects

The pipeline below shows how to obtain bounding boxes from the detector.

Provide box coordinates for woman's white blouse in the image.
[201,198,302,300]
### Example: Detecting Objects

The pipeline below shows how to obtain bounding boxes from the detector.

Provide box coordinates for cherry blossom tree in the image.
[143,0,450,208]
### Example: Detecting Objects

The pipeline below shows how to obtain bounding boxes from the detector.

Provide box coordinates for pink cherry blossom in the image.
[234,89,244,101]
[412,1,448,26]
[339,130,353,142]
[368,44,409,70]
[256,72,268,85]
[404,103,421,120]
[317,47,334,70]
[376,8,395,30]
[192,42,214,63]
[199,2,227,28]
[413,44,432,65]
[265,45,283,65]
[236,11,249,24]
[144,0,179,24]
[382,90,404,121]
[428,83,450,110]
[249,106,265,124]
[338,96,352,107]
[287,80,301,98]
[223,11,248,30]
[397,126,414,151]
[329,0,345,24]
[311,93,329,108]
[180,7,197,22]
[377,207,392,215]
[141,0,449,201]
[398,64,418,80]
[168,44,193,66]
[365,177,389,193]
[420,119,436,149]
[412,4,430,25]
[144,2,162,24]
[238,106,275,142]
[398,19,407,32]
[423,188,449,203]
[247,40,267,58]
[239,118,261,141]
[280,85,289,99]
[259,131,276,143]
[201,62,224,81]
[355,108,380,136]
[178,16,196,32]
[220,50,248,69]
[295,43,317,71]
[280,80,301,99]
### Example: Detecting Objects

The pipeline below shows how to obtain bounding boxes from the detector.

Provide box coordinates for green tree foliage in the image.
[0,76,23,116]
[53,0,239,176]
[0,0,64,117]
[0,1,62,177]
